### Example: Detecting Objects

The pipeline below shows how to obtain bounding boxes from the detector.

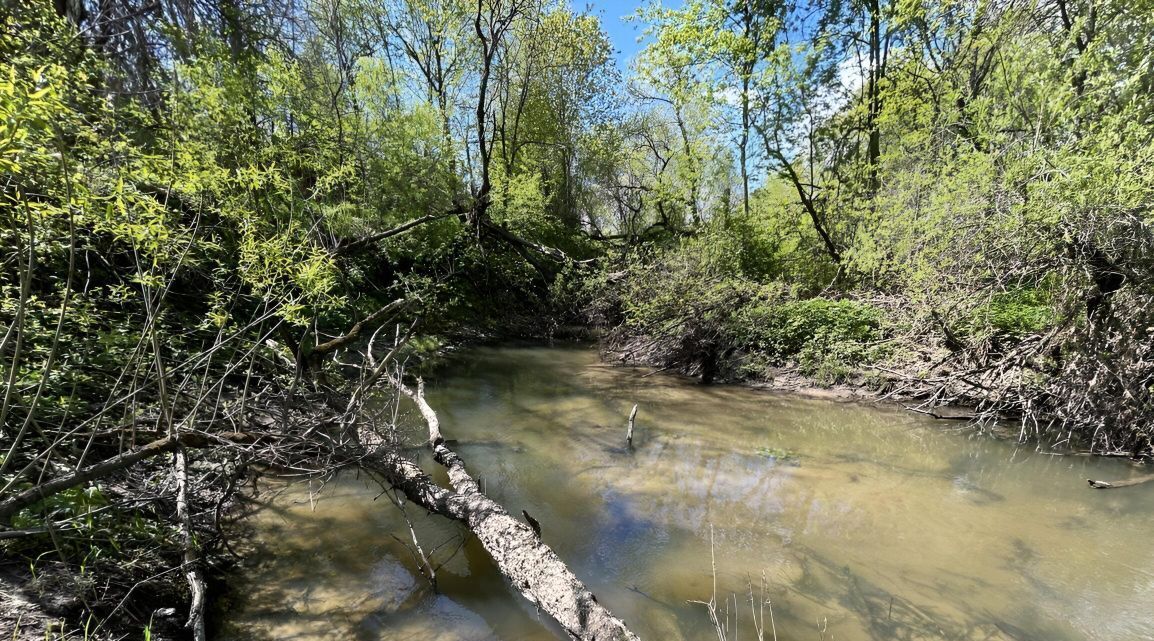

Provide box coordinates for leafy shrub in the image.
[730,182,842,291]
[961,288,1054,341]
[595,229,758,379]
[738,298,883,353]
[796,332,879,384]
[741,298,885,384]
[595,227,888,384]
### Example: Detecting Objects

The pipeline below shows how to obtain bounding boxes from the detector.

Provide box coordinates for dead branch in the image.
[0,435,189,524]
[310,298,407,358]
[482,219,597,269]
[333,212,456,255]
[367,379,640,641]
[386,374,443,446]
[174,447,206,641]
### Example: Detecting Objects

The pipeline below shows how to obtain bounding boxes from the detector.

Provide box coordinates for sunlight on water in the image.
[219,346,1154,641]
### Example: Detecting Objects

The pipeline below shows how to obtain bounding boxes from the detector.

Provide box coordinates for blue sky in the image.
[581,1,654,70]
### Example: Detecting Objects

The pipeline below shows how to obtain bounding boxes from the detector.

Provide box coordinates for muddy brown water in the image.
[218,346,1154,641]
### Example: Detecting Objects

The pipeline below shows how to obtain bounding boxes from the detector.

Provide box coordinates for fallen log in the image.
[481,220,598,270]
[334,212,456,255]
[367,381,639,641]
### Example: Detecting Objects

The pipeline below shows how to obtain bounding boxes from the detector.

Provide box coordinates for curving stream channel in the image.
[218,346,1154,641]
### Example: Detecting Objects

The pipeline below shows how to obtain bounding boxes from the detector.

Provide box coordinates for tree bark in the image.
[367,380,640,641]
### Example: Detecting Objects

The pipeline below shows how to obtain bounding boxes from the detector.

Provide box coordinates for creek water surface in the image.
[218,346,1154,641]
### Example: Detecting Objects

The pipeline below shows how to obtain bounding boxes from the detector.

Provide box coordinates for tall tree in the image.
[639,0,786,222]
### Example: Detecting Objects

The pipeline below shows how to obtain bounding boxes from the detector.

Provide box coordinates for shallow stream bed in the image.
[218,346,1154,641]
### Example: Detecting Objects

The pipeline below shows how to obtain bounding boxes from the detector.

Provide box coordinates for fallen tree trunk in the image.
[482,220,598,269]
[365,381,639,641]
[334,212,456,255]
[0,432,252,525]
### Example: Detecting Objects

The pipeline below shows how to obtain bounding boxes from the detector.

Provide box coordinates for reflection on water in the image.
[219,346,1154,641]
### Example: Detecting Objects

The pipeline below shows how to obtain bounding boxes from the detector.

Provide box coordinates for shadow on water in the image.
[777,541,1078,641]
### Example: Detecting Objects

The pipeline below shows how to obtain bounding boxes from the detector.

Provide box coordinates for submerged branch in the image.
[1087,474,1154,489]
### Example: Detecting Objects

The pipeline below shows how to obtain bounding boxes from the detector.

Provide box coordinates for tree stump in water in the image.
[626,404,638,448]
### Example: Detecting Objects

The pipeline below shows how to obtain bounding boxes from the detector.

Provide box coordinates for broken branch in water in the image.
[1087,474,1154,489]
[627,404,639,448]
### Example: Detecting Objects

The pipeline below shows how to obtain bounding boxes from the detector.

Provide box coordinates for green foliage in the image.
[617,229,751,330]
[5,4,1154,629]
[736,298,879,356]
[9,485,108,531]
[598,224,887,384]
[961,289,1055,341]
[736,297,886,384]
[599,228,756,376]
[730,181,840,288]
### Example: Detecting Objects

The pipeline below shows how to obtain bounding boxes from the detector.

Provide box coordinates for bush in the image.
[738,298,884,357]
[735,298,886,384]
[594,228,888,384]
[961,288,1054,341]
[593,229,759,380]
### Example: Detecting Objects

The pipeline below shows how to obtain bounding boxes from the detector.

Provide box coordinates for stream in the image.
[217,346,1154,641]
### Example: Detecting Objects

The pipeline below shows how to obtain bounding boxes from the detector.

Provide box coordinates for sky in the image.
[580,1,655,71]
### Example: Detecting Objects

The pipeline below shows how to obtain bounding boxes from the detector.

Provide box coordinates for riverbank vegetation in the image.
[590,0,1154,461]
[1,0,1152,637]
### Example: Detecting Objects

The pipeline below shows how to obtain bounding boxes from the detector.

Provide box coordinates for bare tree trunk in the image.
[761,138,842,263]
[740,70,751,222]
[866,0,883,198]
[473,2,497,227]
